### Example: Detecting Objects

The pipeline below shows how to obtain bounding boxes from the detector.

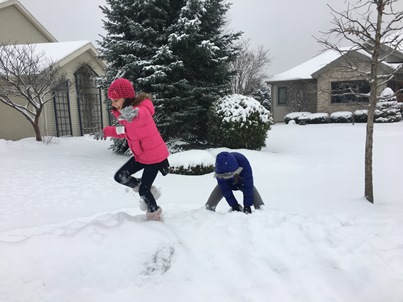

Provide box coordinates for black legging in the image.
[114,156,159,212]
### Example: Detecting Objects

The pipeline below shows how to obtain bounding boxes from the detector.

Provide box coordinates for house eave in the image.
[58,42,107,69]
[267,78,316,85]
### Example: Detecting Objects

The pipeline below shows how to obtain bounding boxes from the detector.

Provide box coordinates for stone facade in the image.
[268,49,403,123]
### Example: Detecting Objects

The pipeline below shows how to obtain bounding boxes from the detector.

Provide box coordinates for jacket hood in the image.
[215,152,239,175]
[139,99,155,116]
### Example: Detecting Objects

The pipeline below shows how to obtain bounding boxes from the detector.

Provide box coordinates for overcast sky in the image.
[19,0,403,76]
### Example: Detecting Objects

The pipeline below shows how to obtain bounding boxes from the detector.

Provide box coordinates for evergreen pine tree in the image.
[375,87,402,123]
[98,0,240,144]
[166,0,241,141]
[98,0,183,152]
[98,0,182,91]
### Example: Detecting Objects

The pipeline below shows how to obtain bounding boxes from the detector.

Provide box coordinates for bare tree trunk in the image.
[33,123,42,141]
[364,1,383,204]
[33,113,42,141]
[365,100,375,203]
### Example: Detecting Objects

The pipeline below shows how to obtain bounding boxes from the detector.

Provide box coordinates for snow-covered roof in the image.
[0,41,105,69]
[0,41,107,73]
[268,45,403,83]
[267,49,344,83]
[27,41,93,64]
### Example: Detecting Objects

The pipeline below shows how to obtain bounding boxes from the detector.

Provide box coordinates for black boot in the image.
[231,203,242,212]
[243,206,252,214]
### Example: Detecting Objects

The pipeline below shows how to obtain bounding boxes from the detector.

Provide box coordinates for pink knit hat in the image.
[107,78,135,99]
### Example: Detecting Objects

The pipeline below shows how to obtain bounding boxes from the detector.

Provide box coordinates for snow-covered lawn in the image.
[1,123,402,302]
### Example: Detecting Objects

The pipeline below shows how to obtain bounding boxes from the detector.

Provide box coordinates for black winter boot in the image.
[243,206,252,214]
[230,203,243,212]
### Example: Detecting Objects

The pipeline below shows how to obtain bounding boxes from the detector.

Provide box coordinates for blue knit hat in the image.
[214,152,242,179]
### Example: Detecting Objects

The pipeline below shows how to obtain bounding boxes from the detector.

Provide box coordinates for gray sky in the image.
[18,0,402,76]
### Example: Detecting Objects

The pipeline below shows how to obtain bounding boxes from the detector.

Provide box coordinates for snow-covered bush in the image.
[397,102,403,115]
[168,150,215,175]
[375,87,402,123]
[353,110,368,123]
[307,113,330,124]
[208,94,273,150]
[170,164,214,175]
[330,111,353,123]
[284,112,312,124]
[262,98,271,111]
[284,112,330,124]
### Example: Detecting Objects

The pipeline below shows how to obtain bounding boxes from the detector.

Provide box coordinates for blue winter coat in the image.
[215,152,254,207]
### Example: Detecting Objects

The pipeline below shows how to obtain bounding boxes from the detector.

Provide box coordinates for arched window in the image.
[53,80,72,137]
[74,64,103,135]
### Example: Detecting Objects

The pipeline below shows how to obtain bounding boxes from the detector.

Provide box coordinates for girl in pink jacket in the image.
[95,78,169,221]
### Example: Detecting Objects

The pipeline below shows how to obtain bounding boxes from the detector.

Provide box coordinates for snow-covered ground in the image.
[1,122,403,302]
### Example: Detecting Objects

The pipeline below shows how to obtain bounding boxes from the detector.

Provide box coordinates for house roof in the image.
[267,45,403,83]
[29,41,102,67]
[0,41,107,69]
[267,48,345,83]
[311,47,398,78]
[0,0,57,42]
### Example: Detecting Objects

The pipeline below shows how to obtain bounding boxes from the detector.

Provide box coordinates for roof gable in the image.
[267,46,402,83]
[0,0,57,43]
[0,41,107,70]
[312,48,397,78]
[267,49,343,83]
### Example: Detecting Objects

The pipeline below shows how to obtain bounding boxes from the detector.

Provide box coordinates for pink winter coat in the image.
[103,99,169,164]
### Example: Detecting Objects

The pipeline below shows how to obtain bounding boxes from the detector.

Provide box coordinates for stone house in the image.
[0,0,109,140]
[267,46,403,123]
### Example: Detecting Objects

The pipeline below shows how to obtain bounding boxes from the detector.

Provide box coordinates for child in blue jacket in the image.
[205,151,264,214]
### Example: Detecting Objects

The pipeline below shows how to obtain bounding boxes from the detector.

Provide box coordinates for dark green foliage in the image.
[330,112,353,123]
[208,94,273,150]
[354,89,403,123]
[375,88,402,123]
[110,137,130,154]
[284,112,312,124]
[398,102,403,115]
[250,84,271,111]
[307,113,330,124]
[170,164,214,175]
[353,110,368,122]
[98,0,241,146]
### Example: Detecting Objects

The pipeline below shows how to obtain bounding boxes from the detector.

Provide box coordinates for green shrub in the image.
[284,112,312,124]
[208,94,273,150]
[307,113,330,124]
[353,110,368,123]
[168,150,215,175]
[330,112,353,123]
[170,164,214,175]
[375,87,402,123]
